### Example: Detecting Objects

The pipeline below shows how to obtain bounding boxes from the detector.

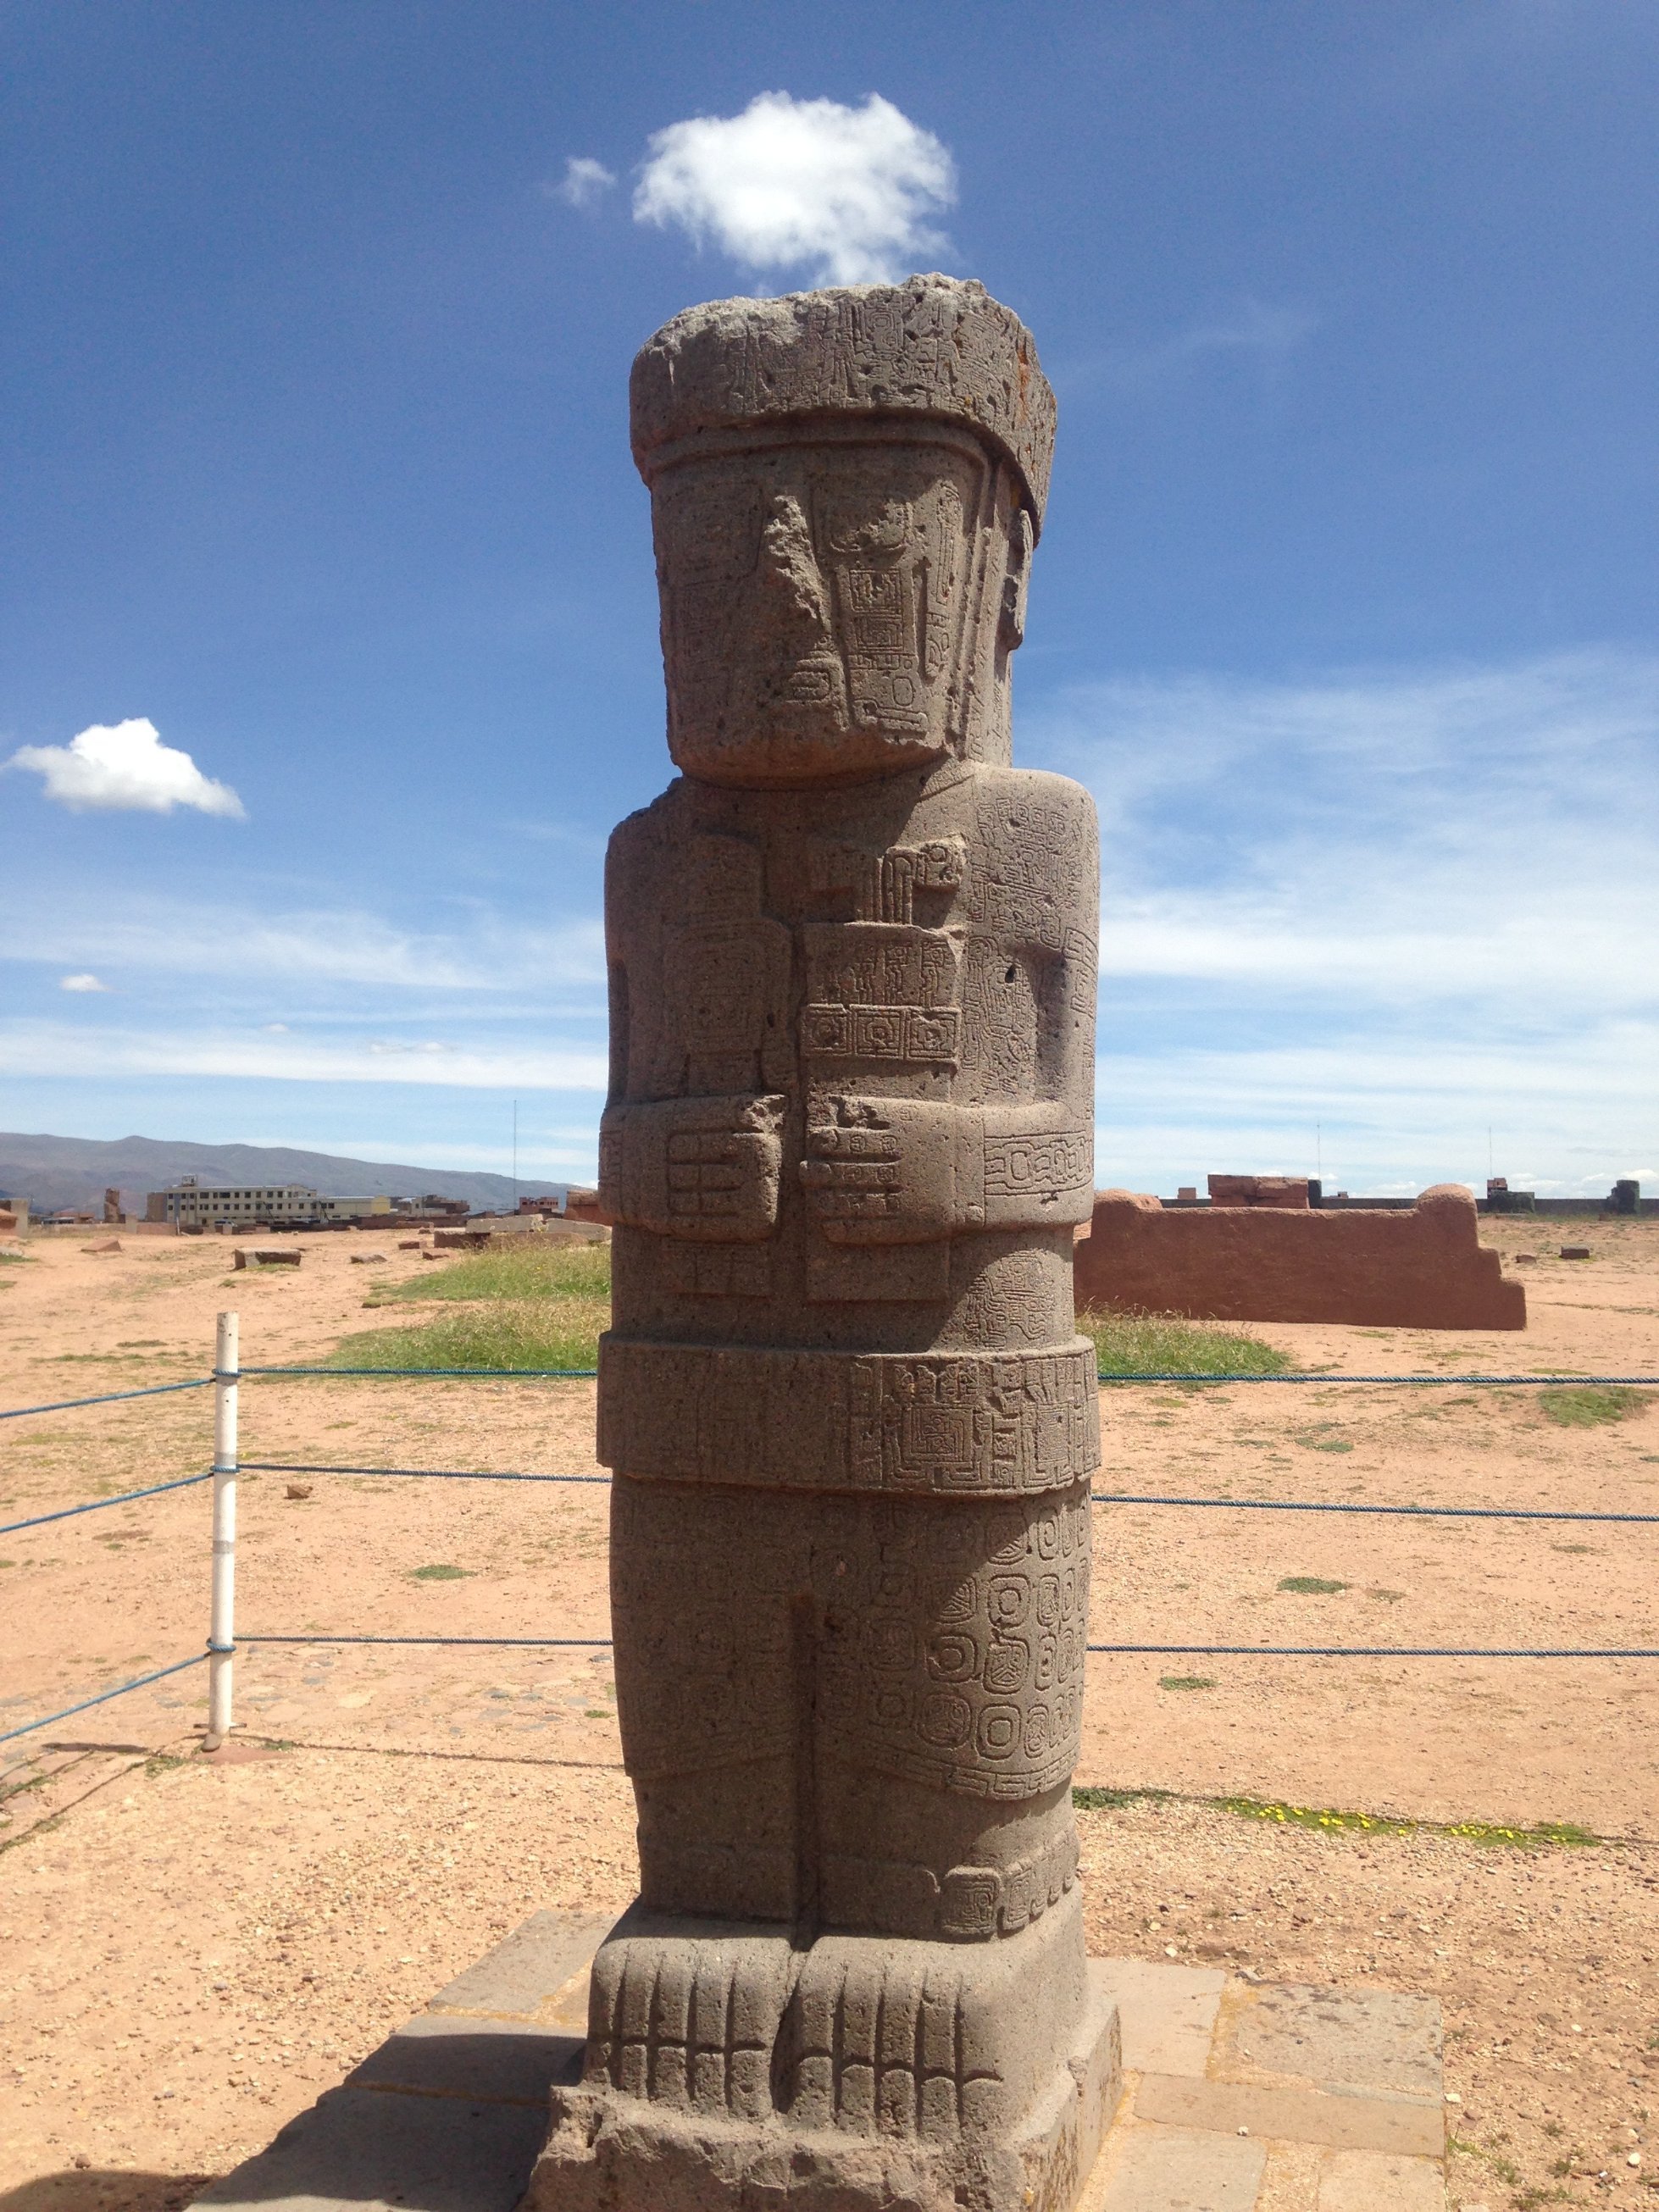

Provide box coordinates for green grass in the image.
[330,1240,612,1372]
[1221,1797,1601,1848]
[1158,1675,1216,1692]
[331,1252,1296,1381]
[411,1562,470,1581]
[1278,1575,1348,1595]
[1071,1785,1175,1810]
[370,1239,611,1304]
[1540,1384,1654,1428]
[1081,1307,1292,1379]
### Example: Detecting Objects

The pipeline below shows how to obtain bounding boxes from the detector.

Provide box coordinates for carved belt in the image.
[598,1338,1101,1496]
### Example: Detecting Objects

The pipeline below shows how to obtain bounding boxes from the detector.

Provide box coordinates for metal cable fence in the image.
[4,1320,1657,1749]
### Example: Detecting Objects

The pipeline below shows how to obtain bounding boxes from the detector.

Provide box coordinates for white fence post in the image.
[204,1310,238,1749]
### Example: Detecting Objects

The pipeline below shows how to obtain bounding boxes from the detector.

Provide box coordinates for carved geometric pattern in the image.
[599,1339,1101,1496]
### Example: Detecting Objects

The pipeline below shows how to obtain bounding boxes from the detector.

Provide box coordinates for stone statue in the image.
[523,274,1118,2212]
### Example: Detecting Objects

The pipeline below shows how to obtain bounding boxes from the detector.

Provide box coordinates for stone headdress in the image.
[629,273,1057,531]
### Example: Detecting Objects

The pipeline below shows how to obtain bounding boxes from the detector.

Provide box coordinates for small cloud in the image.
[262,1022,291,1034]
[633,91,955,286]
[1063,299,1318,395]
[59,972,108,993]
[553,155,617,210]
[6,718,246,818]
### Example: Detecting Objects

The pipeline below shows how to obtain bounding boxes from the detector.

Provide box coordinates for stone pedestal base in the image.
[519,1896,1121,2212]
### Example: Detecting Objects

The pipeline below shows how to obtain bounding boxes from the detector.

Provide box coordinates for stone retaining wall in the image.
[1074,1182,1525,1330]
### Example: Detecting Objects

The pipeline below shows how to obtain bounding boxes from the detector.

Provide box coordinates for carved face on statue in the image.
[649,424,1032,787]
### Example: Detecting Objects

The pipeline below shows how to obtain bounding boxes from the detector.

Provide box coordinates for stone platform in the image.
[191,1912,1445,2212]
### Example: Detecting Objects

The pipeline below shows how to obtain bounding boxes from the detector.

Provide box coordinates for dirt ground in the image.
[3,1217,1656,2211]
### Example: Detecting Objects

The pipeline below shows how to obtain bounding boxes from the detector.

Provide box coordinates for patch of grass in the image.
[1222,1794,1601,1848]
[329,1300,605,1372]
[1082,1307,1292,1379]
[375,1240,611,1303]
[333,1239,613,1370]
[411,1562,470,1581]
[1278,1575,1348,1595]
[143,1753,190,1777]
[1296,1436,1355,1453]
[1159,1675,1215,1692]
[1540,1385,1654,1428]
[1071,1785,1175,1811]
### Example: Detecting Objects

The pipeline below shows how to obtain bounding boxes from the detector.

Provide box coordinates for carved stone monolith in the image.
[520,274,1118,2212]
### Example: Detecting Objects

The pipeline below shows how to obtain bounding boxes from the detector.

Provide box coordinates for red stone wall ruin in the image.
[1074,1182,1525,1330]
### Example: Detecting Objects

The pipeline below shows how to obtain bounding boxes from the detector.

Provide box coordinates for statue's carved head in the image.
[631,276,1055,789]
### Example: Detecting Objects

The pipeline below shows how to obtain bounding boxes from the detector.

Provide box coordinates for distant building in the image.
[145,1178,392,1228]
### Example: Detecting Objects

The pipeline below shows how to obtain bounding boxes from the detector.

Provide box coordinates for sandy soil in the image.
[2,1217,1656,2211]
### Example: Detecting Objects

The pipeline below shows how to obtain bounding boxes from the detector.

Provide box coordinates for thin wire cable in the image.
[235,1633,1659,1659]
[0,1655,207,1745]
[239,1462,609,1483]
[1096,1372,1659,1386]
[241,1365,597,1378]
[238,1466,1659,1522]
[241,1634,613,1648]
[1091,1493,1659,1523]
[1,1470,214,1537]
[237,1365,1657,1385]
[0,1377,214,1422]
[1085,1644,1659,1658]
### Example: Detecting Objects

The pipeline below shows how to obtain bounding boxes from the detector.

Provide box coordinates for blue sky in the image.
[3,0,1655,1195]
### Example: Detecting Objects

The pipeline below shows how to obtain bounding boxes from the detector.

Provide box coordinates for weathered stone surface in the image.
[1088,2126,1267,2211]
[1133,2076,1443,2159]
[1074,1183,1525,1329]
[520,276,1109,2210]
[1315,2149,1447,2210]
[1207,1174,1312,1210]
[1090,1959,1226,2076]
[1213,1982,1444,2102]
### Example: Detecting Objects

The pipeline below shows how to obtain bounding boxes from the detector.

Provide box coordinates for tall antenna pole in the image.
[512,1098,519,1212]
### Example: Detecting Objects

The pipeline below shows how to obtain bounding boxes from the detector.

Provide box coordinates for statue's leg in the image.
[608,1472,798,1924]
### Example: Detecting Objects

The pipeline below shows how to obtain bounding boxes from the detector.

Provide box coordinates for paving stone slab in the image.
[1215,1983,1443,2099]
[1135,2074,1444,2159]
[1092,1960,1226,2076]
[1089,2124,1267,2211]
[343,2013,581,2106]
[424,1908,616,2019]
[188,2084,550,2212]
[1316,2148,1446,2210]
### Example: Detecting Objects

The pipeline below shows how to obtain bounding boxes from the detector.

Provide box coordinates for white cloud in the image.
[1033,649,1659,1194]
[58,972,108,993]
[633,91,955,285]
[1066,300,1318,392]
[6,718,245,818]
[1,890,604,995]
[0,1020,608,1093]
[554,155,616,210]
[1040,650,1659,1011]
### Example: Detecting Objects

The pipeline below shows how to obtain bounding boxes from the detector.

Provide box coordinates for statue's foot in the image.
[518,1894,1120,2212]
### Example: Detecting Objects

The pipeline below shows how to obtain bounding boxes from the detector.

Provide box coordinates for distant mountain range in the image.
[0,1132,548,1217]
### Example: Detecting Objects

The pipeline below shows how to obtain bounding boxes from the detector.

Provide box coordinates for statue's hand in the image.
[801,1098,957,1244]
[602,1095,784,1241]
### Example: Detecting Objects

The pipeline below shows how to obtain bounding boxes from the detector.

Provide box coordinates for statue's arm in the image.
[803,778,1098,1242]
[598,810,785,1242]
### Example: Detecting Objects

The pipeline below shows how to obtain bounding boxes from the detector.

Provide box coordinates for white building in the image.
[145,1179,391,1228]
